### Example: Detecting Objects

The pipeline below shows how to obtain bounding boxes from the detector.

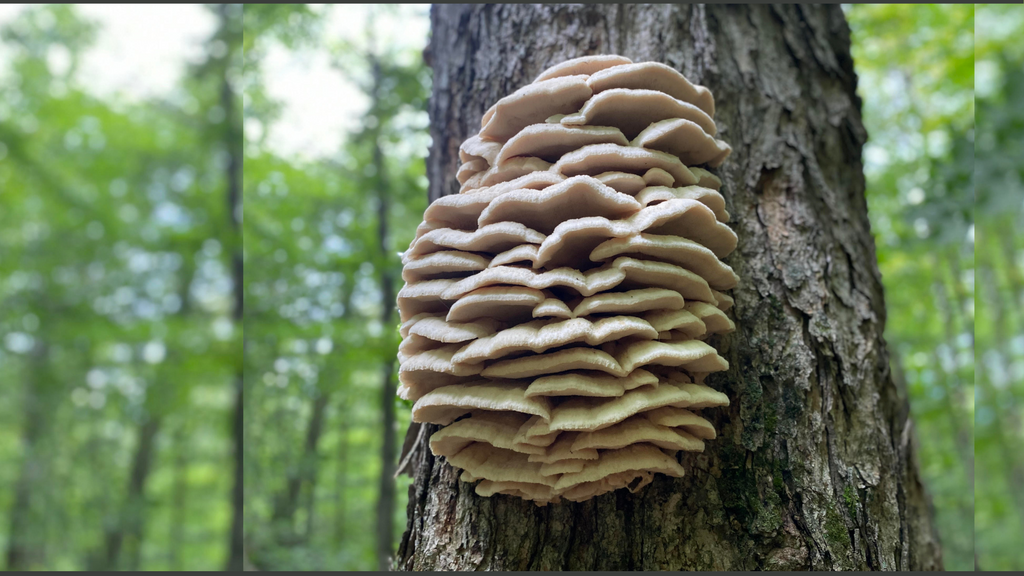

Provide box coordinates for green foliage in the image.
[973,5,1024,571]
[0,4,239,570]
[241,4,428,570]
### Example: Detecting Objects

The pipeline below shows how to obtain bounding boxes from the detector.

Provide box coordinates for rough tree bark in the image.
[396,4,942,571]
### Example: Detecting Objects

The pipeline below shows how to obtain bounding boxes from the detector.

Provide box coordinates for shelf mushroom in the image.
[396,55,738,505]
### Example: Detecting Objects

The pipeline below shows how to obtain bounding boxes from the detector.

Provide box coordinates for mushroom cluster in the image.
[396,55,738,505]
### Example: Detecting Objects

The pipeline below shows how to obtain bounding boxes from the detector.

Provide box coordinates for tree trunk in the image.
[370,52,399,572]
[4,343,51,571]
[168,424,188,571]
[397,4,942,570]
[272,391,329,535]
[221,1,245,569]
[105,416,161,571]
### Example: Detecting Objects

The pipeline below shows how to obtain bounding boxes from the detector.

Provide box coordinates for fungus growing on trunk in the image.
[396,55,737,504]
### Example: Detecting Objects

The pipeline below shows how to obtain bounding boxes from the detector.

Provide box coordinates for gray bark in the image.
[397,4,943,571]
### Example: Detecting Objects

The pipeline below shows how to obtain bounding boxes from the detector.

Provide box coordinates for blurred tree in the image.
[974,4,1024,570]
[0,4,239,570]
[846,5,975,569]
[241,4,428,570]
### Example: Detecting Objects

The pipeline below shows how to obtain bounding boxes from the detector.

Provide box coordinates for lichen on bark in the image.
[396,4,943,571]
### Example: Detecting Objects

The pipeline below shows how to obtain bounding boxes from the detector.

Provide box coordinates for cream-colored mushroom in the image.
[396,55,739,504]
[586,61,715,117]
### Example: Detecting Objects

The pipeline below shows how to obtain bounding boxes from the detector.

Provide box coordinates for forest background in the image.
[0,3,1021,572]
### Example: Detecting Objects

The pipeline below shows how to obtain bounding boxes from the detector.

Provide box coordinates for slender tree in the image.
[397,4,942,570]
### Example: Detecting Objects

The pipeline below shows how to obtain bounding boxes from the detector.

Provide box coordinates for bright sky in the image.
[0,4,215,100]
[259,4,430,159]
[0,4,431,160]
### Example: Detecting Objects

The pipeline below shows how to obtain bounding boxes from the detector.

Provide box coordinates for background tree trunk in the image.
[396,4,942,571]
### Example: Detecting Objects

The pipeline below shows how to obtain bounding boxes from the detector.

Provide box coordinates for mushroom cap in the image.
[480,75,593,141]
[586,61,715,117]
[495,123,629,164]
[461,157,555,192]
[429,410,532,456]
[634,185,729,222]
[459,134,502,164]
[553,443,686,491]
[524,369,659,398]
[571,413,705,453]
[554,143,697,188]
[449,443,558,487]
[401,250,490,283]
[561,88,717,138]
[632,118,732,168]
[451,315,658,364]
[533,54,634,83]
[445,286,546,323]
[595,171,648,195]
[590,234,739,290]
[412,381,553,425]
[477,175,641,234]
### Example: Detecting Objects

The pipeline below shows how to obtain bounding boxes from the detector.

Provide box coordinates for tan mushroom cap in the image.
[533,54,634,83]
[527,433,598,463]
[524,369,659,398]
[405,315,502,343]
[590,234,740,290]
[479,75,593,141]
[711,289,734,311]
[448,443,558,487]
[451,316,658,365]
[561,88,717,138]
[559,469,654,502]
[571,413,705,453]
[412,381,553,425]
[396,279,455,321]
[482,340,727,381]
[642,167,675,188]
[632,118,732,168]
[596,171,647,195]
[684,301,737,334]
[422,172,565,230]
[404,222,545,261]
[494,124,629,164]
[513,415,560,448]
[445,286,546,323]
[568,287,685,318]
[473,479,560,505]
[428,410,532,456]
[544,381,688,430]
[534,198,737,269]
[441,257,716,304]
[456,158,488,184]
[586,61,715,117]
[477,175,641,234]
[645,406,717,439]
[461,157,554,192]
[482,347,623,380]
[690,167,722,191]
[489,244,540,268]
[635,185,729,222]
[400,344,483,379]
[641,309,707,338]
[401,250,489,283]
[553,443,686,491]
[459,134,502,164]
[554,143,697,188]
[540,460,586,476]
